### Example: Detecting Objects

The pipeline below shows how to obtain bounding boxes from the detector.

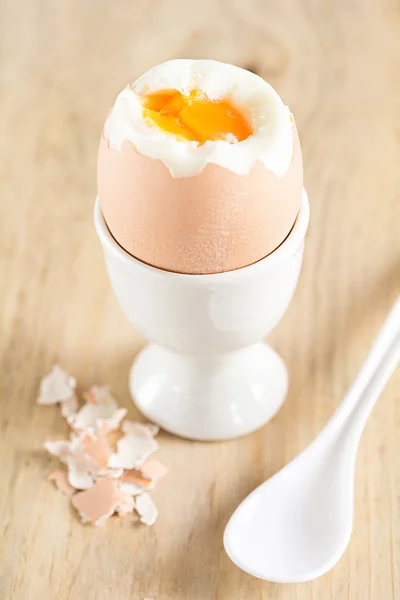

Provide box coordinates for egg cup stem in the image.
[95,191,309,441]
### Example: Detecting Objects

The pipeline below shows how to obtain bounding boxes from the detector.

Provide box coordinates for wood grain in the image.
[0,0,399,598]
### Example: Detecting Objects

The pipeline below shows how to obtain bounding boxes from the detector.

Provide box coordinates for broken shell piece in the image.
[96,467,124,480]
[121,420,158,438]
[117,505,134,518]
[83,385,114,405]
[45,433,121,490]
[48,469,76,495]
[61,394,79,418]
[72,479,117,525]
[140,459,168,481]
[145,423,160,437]
[66,449,99,490]
[68,395,127,435]
[114,485,136,517]
[45,439,73,462]
[83,435,110,469]
[108,424,159,469]
[118,481,144,496]
[120,469,153,495]
[135,492,158,526]
[71,478,135,525]
[37,365,76,407]
[118,460,167,496]
[122,468,153,488]
[45,432,92,466]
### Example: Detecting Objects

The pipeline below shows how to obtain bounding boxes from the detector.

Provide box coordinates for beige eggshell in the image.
[97,129,303,274]
[48,469,76,495]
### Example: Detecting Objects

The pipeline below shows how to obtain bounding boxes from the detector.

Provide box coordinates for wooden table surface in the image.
[1,1,399,598]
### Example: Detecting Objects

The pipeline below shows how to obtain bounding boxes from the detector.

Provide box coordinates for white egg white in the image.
[104,59,294,178]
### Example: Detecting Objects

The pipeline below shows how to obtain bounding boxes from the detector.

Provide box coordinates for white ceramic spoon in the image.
[224,298,400,583]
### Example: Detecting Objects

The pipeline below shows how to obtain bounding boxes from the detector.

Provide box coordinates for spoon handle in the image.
[323,297,400,442]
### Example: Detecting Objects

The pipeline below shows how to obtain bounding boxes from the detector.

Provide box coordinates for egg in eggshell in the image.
[97,59,303,275]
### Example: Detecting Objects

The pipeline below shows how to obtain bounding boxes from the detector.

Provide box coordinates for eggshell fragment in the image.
[121,420,159,438]
[45,439,72,461]
[48,469,76,496]
[67,453,96,490]
[82,434,110,469]
[145,423,160,437]
[45,433,122,490]
[121,468,153,491]
[108,428,158,470]
[61,395,79,418]
[114,486,136,517]
[68,387,127,435]
[140,459,168,481]
[37,365,77,411]
[135,493,158,526]
[119,459,167,495]
[119,481,144,496]
[71,479,134,525]
[82,385,113,405]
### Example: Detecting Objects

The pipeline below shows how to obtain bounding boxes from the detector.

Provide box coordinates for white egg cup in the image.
[95,190,309,441]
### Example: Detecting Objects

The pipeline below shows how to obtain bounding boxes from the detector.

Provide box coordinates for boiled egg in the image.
[97,59,303,274]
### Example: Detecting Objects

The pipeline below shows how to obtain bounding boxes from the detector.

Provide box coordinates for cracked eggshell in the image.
[121,468,153,491]
[82,434,110,469]
[71,479,134,525]
[37,365,76,405]
[98,130,302,275]
[140,459,168,481]
[48,469,76,496]
[68,399,126,435]
[108,428,158,470]
[135,492,158,526]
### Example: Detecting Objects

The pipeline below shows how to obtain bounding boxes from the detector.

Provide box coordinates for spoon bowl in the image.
[224,298,400,582]
[224,436,355,582]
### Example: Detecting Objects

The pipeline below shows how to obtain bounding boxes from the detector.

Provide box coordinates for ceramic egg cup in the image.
[95,190,309,441]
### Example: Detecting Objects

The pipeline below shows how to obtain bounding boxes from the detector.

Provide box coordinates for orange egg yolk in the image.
[140,89,253,143]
